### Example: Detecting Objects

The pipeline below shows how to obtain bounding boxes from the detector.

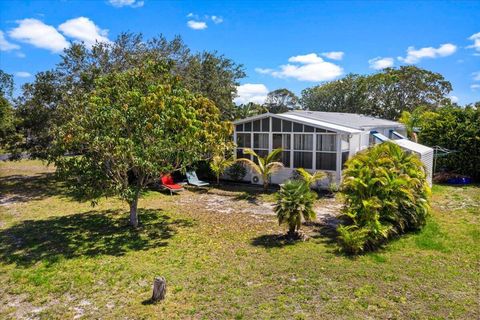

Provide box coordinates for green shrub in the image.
[336,225,370,255]
[274,180,316,237]
[337,142,431,253]
[226,162,247,181]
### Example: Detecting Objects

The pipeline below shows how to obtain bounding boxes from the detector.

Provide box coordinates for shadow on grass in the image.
[251,234,299,248]
[0,209,193,267]
[0,173,68,203]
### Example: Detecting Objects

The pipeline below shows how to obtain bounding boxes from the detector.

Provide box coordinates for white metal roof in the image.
[285,111,405,130]
[394,139,433,155]
[233,112,361,134]
[277,113,361,134]
[233,111,404,134]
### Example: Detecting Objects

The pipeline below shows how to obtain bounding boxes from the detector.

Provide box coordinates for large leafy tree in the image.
[51,61,231,227]
[264,88,300,113]
[417,104,480,179]
[0,70,20,152]
[15,33,244,158]
[301,66,452,120]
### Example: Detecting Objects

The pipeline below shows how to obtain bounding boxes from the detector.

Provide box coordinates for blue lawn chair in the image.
[186,171,210,187]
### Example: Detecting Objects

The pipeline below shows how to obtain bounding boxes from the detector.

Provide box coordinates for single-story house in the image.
[233,111,433,187]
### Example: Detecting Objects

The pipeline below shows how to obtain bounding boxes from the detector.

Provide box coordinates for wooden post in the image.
[151,276,166,302]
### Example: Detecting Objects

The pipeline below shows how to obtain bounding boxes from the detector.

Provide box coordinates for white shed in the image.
[393,138,434,185]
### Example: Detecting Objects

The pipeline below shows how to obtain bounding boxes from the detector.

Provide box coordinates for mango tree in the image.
[51,60,231,227]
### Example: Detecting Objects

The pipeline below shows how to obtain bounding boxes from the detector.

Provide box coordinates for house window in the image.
[304,125,314,132]
[294,152,313,169]
[316,134,337,171]
[236,133,251,148]
[272,118,282,131]
[262,118,270,132]
[273,134,291,167]
[282,120,292,132]
[316,153,336,171]
[317,134,336,152]
[236,124,243,132]
[293,134,313,169]
[293,122,303,132]
[244,122,252,131]
[253,133,269,149]
[253,120,261,131]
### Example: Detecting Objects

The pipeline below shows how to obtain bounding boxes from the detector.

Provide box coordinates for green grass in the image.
[0,160,479,319]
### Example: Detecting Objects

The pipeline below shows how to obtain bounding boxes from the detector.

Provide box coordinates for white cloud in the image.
[398,43,457,64]
[368,57,394,70]
[321,51,344,60]
[234,83,269,105]
[108,0,144,8]
[9,18,69,53]
[187,20,207,30]
[449,95,459,103]
[256,53,343,82]
[471,84,480,90]
[16,52,26,58]
[15,71,32,78]
[0,30,20,51]
[472,71,480,81]
[467,32,480,53]
[211,15,223,24]
[58,17,110,48]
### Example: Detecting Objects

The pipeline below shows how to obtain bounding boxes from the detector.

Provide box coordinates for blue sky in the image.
[1,0,479,105]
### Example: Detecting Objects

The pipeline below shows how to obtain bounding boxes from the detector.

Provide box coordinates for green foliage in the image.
[336,225,370,255]
[416,105,480,179]
[51,60,231,226]
[14,33,244,158]
[274,179,317,236]
[226,162,247,181]
[232,102,267,120]
[338,142,431,253]
[301,66,452,120]
[295,168,326,188]
[237,148,284,190]
[210,154,236,184]
[0,69,16,148]
[264,88,300,113]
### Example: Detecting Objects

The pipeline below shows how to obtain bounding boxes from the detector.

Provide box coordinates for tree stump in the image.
[151,276,167,302]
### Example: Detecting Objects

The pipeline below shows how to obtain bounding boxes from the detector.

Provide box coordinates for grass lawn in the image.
[0,160,479,319]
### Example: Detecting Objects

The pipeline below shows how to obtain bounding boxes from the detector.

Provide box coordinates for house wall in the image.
[233,115,348,188]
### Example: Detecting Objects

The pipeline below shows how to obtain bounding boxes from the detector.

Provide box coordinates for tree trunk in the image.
[263,180,268,191]
[129,197,138,228]
[217,175,220,185]
[151,276,167,302]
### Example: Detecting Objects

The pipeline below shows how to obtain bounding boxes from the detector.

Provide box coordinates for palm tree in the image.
[296,168,326,188]
[275,179,317,237]
[237,148,284,191]
[210,154,236,185]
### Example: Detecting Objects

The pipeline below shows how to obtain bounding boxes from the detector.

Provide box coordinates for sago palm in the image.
[275,179,317,237]
[237,148,284,190]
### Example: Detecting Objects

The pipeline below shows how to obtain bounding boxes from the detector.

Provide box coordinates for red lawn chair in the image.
[160,174,183,195]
